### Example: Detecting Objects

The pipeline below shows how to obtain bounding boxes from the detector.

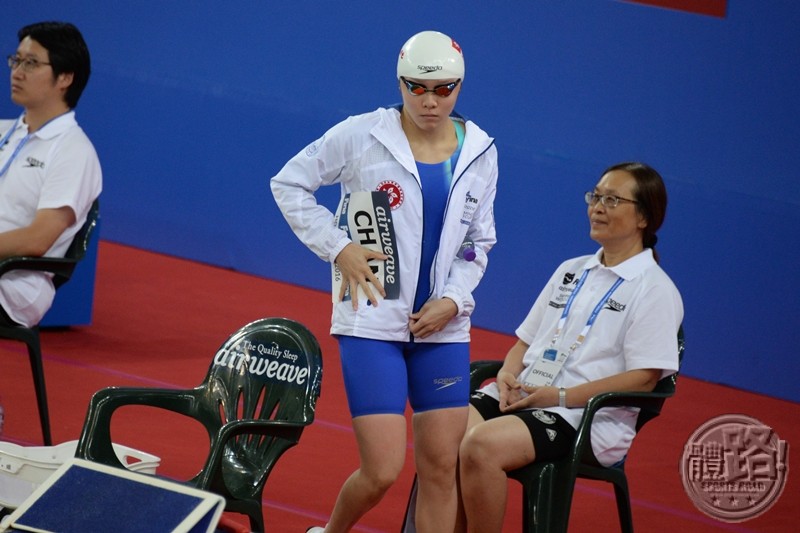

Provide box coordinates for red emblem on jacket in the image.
[377,181,404,210]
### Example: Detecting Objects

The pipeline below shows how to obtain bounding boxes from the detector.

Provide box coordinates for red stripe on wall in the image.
[623,0,727,17]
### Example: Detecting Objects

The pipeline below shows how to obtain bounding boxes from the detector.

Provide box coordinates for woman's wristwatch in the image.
[558,387,567,408]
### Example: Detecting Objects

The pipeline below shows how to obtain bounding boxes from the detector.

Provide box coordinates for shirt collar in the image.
[21,110,77,140]
[585,248,656,281]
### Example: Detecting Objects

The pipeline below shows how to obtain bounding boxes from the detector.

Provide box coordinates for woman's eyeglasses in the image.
[401,77,461,97]
[585,191,638,208]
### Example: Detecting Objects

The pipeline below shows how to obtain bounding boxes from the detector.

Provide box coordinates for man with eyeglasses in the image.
[0,21,102,329]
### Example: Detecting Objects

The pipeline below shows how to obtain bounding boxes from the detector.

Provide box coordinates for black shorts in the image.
[470,392,577,462]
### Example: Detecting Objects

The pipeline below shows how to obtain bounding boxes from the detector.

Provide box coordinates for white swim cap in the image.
[396,30,465,80]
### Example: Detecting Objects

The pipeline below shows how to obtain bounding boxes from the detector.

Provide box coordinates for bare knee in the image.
[352,413,407,497]
[460,426,501,472]
[417,454,459,492]
[413,409,466,491]
[417,441,459,473]
[361,460,403,496]
[460,419,536,479]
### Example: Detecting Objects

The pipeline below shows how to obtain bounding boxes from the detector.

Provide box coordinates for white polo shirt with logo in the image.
[0,111,102,327]
[479,248,683,466]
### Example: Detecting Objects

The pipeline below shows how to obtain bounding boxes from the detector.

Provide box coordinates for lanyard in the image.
[551,268,624,355]
[0,112,68,177]
[0,116,28,177]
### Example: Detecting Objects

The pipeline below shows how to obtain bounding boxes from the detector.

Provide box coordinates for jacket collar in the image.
[370,105,493,178]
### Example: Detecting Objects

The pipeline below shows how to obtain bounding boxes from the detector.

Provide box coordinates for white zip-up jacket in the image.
[271,106,498,342]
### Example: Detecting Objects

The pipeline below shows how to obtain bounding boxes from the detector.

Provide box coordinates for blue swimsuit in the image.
[339,120,469,417]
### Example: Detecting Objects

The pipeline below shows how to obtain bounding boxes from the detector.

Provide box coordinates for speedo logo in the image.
[25,156,45,169]
[417,65,443,74]
[434,376,463,390]
[605,298,626,312]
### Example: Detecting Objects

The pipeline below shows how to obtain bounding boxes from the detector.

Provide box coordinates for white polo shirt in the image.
[480,248,683,465]
[0,111,102,327]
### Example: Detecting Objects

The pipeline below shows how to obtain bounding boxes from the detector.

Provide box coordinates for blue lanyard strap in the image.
[0,116,22,172]
[0,116,30,178]
[551,268,624,354]
[559,269,589,323]
[0,117,19,148]
[0,137,32,178]
[0,112,68,178]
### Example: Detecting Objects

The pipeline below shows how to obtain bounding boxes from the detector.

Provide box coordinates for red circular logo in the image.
[681,414,789,523]
[377,181,404,210]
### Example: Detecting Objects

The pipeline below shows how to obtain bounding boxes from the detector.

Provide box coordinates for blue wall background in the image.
[4,1,798,403]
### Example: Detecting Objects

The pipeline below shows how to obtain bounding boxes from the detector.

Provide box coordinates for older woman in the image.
[458,162,683,532]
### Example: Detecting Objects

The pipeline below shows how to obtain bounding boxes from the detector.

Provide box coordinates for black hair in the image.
[601,161,667,263]
[18,21,90,108]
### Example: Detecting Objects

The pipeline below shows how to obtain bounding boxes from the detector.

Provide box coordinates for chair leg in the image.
[25,328,52,445]
[612,478,633,533]
[227,500,264,533]
[515,461,575,533]
[519,463,558,533]
[247,510,264,533]
[525,463,566,533]
[401,474,418,533]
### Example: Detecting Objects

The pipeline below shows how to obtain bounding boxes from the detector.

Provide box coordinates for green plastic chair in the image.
[402,327,684,533]
[75,317,323,532]
[0,199,100,445]
[477,326,684,532]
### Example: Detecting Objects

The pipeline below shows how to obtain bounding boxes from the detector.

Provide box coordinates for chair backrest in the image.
[200,317,323,486]
[54,199,100,287]
[634,324,685,431]
[206,317,322,423]
[64,199,100,261]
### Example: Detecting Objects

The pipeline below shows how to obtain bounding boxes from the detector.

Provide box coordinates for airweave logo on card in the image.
[332,190,400,303]
[213,340,309,385]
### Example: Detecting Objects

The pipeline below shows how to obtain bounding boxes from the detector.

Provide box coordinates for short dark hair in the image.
[602,161,667,262]
[18,21,91,109]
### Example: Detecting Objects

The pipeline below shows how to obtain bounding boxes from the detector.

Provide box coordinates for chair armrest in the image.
[569,389,675,465]
[0,255,78,281]
[469,359,503,392]
[76,386,200,468]
[584,389,674,415]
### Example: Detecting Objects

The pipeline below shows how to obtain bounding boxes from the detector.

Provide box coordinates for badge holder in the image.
[521,347,569,388]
